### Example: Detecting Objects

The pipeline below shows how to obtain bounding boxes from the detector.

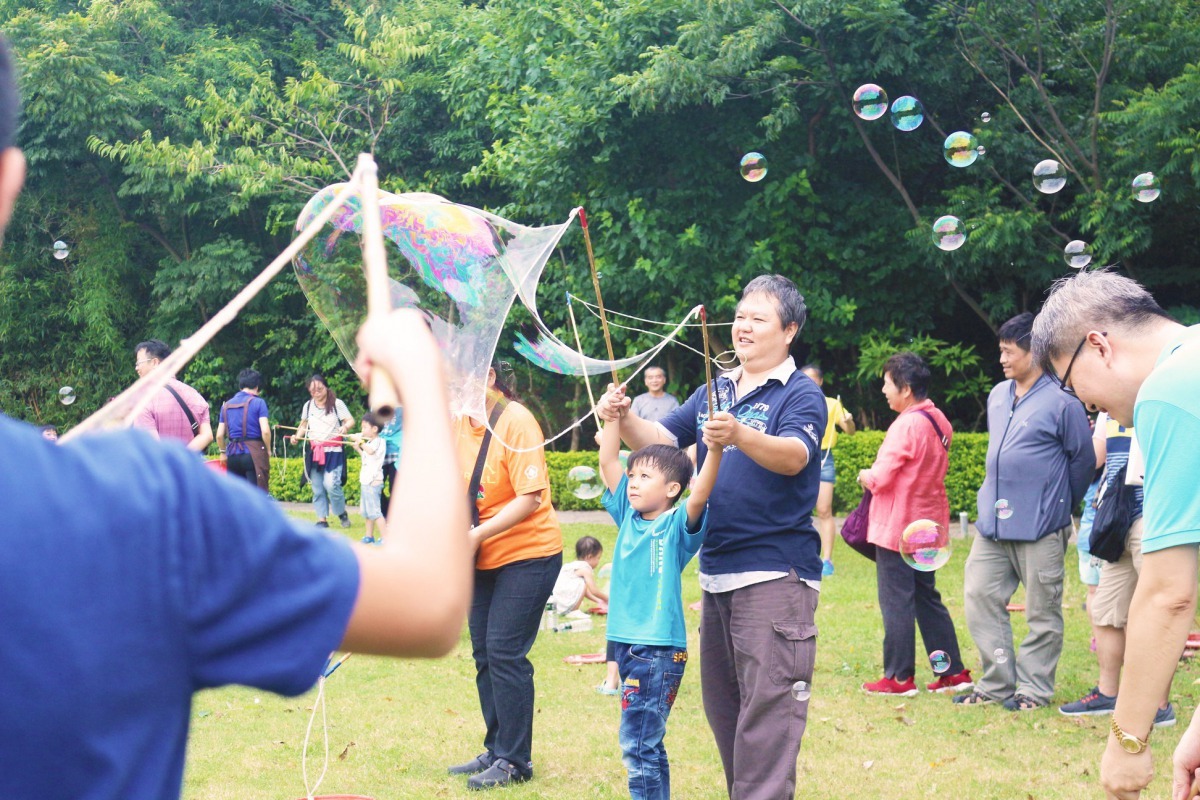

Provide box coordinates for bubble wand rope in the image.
[701,305,717,416]
[577,207,619,390]
[357,153,400,418]
[61,172,366,443]
[566,293,603,428]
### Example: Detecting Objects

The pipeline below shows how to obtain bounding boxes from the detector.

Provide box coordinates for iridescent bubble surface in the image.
[932,215,966,251]
[568,465,604,500]
[791,681,812,701]
[739,152,768,183]
[1032,160,1066,194]
[994,648,1009,665]
[995,498,1013,520]
[1132,172,1160,203]
[900,519,951,571]
[929,650,951,675]
[59,386,76,406]
[52,240,69,260]
[943,131,980,168]
[1064,240,1092,269]
[890,96,924,131]
[852,84,888,121]
[980,112,991,123]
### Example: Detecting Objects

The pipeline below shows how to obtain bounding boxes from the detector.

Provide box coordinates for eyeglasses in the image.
[1056,331,1106,397]
[134,358,155,369]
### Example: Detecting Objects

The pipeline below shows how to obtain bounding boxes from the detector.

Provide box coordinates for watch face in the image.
[1120,737,1144,755]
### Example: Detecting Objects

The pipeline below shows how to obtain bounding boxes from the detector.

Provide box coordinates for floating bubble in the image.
[739,152,768,183]
[976,145,986,156]
[995,498,1013,520]
[852,84,888,121]
[619,449,631,470]
[993,648,1008,665]
[1032,160,1066,194]
[58,386,76,406]
[567,465,604,500]
[932,215,966,251]
[791,680,812,702]
[1132,172,1160,203]
[890,95,924,132]
[596,563,612,581]
[900,519,951,572]
[943,131,979,168]
[929,650,951,675]
[980,112,991,123]
[1064,240,1092,269]
[52,240,69,260]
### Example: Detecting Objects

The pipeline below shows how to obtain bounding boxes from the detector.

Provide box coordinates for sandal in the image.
[1003,693,1045,711]
[952,690,995,706]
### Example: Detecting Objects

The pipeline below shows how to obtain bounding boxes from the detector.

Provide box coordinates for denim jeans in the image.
[614,643,688,800]
[469,552,561,769]
[310,465,345,520]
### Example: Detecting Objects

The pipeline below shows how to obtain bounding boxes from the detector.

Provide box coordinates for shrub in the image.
[268,456,360,505]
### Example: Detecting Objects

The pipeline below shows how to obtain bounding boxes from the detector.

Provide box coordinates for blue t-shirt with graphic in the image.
[1135,325,1200,554]
[0,413,360,800]
[603,473,706,649]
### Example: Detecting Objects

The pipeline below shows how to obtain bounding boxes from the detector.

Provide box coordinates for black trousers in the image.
[876,546,964,680]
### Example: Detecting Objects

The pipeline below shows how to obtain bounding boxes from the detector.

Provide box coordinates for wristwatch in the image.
[1111,717,1150,754]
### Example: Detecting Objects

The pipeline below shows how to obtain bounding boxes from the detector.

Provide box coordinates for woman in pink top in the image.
[856,353,971,697]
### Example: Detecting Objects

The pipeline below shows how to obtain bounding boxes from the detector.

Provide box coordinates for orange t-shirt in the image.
[456,401,562,570]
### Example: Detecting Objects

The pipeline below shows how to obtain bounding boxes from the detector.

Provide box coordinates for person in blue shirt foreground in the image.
[0,36,472,800]
[1031,269,1200,800]
[598,386,723,800]
[599,274,825,800]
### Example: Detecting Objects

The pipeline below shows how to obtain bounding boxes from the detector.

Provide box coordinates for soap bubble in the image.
[993,648,1009,665]
[1132,172,1160,203]
[929,650,951,675]
[791,680,812,701]
[890,95,924,131]
[58,386,76,406]
[900,519,951,572]
[52,240,69,260]
[567,465,603,501]
[619,449,630,470]
[1064,240,1092,269]
[739,152,767,182]
[852,84,888,121]
[943,131,980,168]
[932,215,966,251]
[976,145,986,156]
[980,112,991,123]
[994,498,1013,520]
[1032,160,1066,194]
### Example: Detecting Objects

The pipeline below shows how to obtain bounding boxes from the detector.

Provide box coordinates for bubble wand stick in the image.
[577,207,620,391]
[701,306,717,416]
[356,153,400,418]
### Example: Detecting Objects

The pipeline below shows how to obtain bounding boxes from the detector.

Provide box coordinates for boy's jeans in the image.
[614,643,687,800]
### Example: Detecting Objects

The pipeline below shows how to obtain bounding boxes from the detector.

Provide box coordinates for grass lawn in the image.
[182,513,1200,799]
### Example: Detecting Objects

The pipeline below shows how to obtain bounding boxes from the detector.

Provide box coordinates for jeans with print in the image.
[614,642,687,800]
[310,465,345,520]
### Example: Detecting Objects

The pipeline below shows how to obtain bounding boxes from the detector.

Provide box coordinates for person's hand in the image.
[1172,709,1200,799]
[289,434,299,445]
[703,410,740,449]
[467,526,487,551]
[1102,735,1154,799]
[857,469,870,487]
[597,384,629,423]
[354,309,441,397]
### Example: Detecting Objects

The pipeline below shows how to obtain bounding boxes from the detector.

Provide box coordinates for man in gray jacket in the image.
[954,312,1094,710]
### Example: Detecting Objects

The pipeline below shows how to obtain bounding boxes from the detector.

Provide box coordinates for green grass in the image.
[182,515,1200,799]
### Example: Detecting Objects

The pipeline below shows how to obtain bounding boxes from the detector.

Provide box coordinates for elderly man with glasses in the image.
[1032,270,1200,800]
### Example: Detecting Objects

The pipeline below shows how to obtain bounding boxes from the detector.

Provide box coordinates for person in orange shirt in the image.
[447,363,563,791]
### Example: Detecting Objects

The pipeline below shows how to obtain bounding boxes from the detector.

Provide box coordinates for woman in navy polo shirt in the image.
[599,274,826,800]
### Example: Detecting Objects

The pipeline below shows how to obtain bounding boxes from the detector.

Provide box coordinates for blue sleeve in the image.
[659,386,703,448]
[601,473,631,527]
[675,505,707,569]
[774,381,826,465]
[255,397,269,419]
[172,453,360,695]
[1135,401,1200,553]
[1060,400,1095,506]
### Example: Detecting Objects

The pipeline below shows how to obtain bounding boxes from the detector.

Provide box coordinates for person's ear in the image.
[783,321,799,346]
[666,481,683,501]
[0,147,26,238]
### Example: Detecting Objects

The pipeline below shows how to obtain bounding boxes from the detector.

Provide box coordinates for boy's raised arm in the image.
[598,415,624,491]
[686,411,726,528]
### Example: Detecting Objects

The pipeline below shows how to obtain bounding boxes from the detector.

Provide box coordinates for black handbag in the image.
[1090,463,1136,563]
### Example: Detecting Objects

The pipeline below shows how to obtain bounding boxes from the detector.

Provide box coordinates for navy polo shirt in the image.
[658,358,827,581]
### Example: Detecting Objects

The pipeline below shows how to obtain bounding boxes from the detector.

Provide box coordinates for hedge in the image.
[266,435,989,519]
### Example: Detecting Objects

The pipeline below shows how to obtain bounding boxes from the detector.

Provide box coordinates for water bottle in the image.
[545,602,558,632]
[959,511,970,538]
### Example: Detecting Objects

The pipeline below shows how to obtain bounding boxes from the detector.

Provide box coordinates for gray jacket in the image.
[975,373,1094,541]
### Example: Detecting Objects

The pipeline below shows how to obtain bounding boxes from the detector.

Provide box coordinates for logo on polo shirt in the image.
[524,465,539,479]
[803,423,819,444]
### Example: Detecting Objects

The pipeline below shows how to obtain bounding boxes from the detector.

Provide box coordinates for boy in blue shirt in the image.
[598,403,724,800]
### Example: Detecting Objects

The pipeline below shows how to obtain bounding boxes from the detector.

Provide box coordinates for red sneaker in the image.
[862,676,918,696]
[926,669,974,693]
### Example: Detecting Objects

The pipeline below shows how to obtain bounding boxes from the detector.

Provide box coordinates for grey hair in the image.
[741,274,807,334]
[1031,268,1170,372]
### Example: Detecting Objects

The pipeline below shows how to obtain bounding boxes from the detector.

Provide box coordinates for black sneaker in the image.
[467,758,532,790]
[339,512,352,529]
[448,752,495,776]
[315,520,329,528]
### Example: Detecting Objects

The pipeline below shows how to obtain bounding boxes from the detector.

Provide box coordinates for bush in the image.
[546,451,604,511]
[268,456,360,505]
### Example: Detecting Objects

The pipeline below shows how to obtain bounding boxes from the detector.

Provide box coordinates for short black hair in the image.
[997,312,1035,352]
[627,444,693,505]
[800,363,822,378]
[135,339,171,361]
[237,368,263,390]
[575,535,603,560]
[0,37,20,151]
[361,411,383,430]
[884,351,930,400]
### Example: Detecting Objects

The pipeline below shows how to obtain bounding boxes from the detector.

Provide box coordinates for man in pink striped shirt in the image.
[133,339,213,452]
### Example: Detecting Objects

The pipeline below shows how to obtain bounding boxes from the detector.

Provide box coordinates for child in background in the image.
[598,404,724,800]
[350,412,386,544]
[551,536,609,616]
